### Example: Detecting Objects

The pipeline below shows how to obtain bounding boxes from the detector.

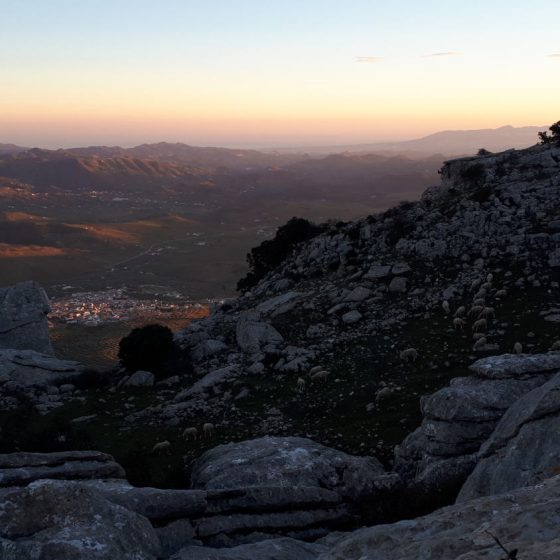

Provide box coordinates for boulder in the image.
[394,353,556,502]
[0,480,161,560]
[0,281,54,355]
[0,451,126,487]
[388,277,407,293]
[172,537,326,560]
[458,372,560,502]
[124,370,155,387]
[0,349,85,389]
[341,310,362,324]
[191,436,400,503]
[236,313,283,353]
[320,474,560,560]
[343,286,371,302]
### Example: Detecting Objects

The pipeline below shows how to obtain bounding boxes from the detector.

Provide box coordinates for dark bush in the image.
[118,324,178,375]
[477,148,492,156]
[237,217,325,291]
[538,121,560,146]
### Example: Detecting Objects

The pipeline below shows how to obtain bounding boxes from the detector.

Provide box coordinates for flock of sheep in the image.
[150,272,560,456]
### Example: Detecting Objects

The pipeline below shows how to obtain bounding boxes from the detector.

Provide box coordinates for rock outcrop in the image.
[0,281,53,355]
[393,352,560,508]
[457,372,560,502]
[0,349,86,413]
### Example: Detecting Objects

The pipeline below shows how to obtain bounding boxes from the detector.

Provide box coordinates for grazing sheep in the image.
[296,377,306,392]
[311,370,329,382]
[442,300,451,314]
[486,273,494,283]
[513,342,523,354]
[151,441,171,455]
[495,289,507,298]
[551,340,560,351]
[473,289,487,301]
[308,365,323,376]
[473,298,486,307]
[454,306,466,318]
[473,337,488,350]
[471,278,482,291]
[202,422,214,438]
[400,348,418,362]
[182,427,198,441]
[469,305,484,318]
[478,307,495,320]
[453,317,466,330]
[472,318,488,332]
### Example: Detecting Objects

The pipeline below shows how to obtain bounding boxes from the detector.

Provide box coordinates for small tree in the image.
[538,121,560,146]
[118,324,175,374]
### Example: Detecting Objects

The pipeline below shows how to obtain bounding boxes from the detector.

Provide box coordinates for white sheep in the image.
[473,289,487,301]
[296,377,306,392]
[454,306,466,318]
[473,337,487,350]
[202,422,214,438]
[453,317,466,330]
[182,427,198,441]
[472,318,488,332]
[151,441,171,455]
[400,348,418,362]
[469,305,484,318]
[311,370,329,382]
[470,278,482,291]
[478,307,495,320]
[442,300,450,314]
[513,342,523,354]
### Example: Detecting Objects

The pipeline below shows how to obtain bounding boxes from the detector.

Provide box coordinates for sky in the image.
[1,0,559,148]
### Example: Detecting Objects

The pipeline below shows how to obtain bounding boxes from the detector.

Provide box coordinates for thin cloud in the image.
[355,56,383,63]
[426,51,461,57]
[547,53,560,58]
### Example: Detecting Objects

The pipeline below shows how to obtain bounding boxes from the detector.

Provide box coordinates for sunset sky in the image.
[2,0,559,148]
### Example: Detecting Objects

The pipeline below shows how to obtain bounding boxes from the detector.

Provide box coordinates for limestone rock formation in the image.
[0,280,53,355]
[457,372,560,502]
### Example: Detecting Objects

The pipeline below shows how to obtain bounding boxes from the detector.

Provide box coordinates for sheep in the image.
[470,278,482,291]
[495,289,507,298]
[453,317,466,330]
[442,300,450,314]
[478,307,495,320]
[182,427,198,441]
[454,306,466,318]
[472,318,488,332]
[296,377,306,392]
[151,441,171,455]
[473,332,486,340]
[308,365,323,376]
[473,337,488,350]
[473,298,486,307]
[400,348,418,362]
[481,282,493,291]
[311,370,329,382]
[202,422,214,438]
[513,342,523,354]
[486,273,494,283]
[473,289,487,301]
[469,305,484,318]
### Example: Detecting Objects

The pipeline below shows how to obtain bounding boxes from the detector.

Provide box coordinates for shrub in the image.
[460,163,486,185]
[538,121,560,146]
[118,324,176,375]
[237,217,325,291]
